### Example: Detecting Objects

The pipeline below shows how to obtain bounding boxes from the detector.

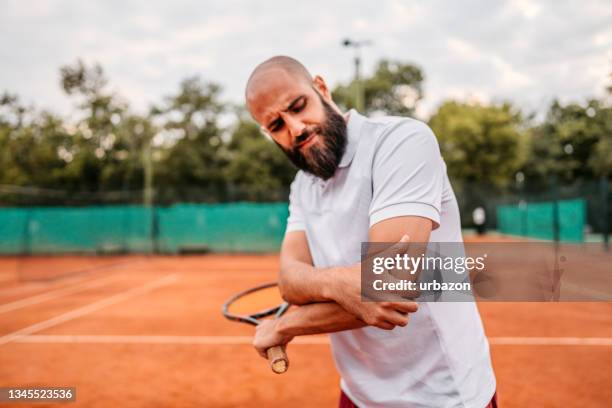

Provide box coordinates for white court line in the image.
[0,274,122,314]
[12,335,329,345]
[0,273,179,346]
[9,335,612,346]
[488,337,612,346]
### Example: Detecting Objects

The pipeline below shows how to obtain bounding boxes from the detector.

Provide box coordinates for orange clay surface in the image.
[0,236,611,407]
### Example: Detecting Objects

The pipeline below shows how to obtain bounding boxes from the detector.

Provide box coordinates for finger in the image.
[381,269,421,292]
[253,339,269,359]
[389,301,419,314]
[375,320,396,330]
[364,234,411,262]
[381,234,411,256]
[384,310,410,327]
[369,235,413,275]
[254,345,267,359]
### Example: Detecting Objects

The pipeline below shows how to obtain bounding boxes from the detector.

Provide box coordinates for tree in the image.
[522,99,612,183]
[588,85,612,178]
[151,76,227,202]
[223,118,296,200]
[428,101,527,188]
[60,60,137,193]
[0,94,72,190]
[333,59,424,116]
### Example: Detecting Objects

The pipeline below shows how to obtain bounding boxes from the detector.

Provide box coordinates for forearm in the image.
[275,302,367,337]
[279,258,341,305]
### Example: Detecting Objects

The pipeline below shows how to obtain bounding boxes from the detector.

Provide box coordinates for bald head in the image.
[242,56,347,180]
[245,56,313,101]
[245,55,338,127]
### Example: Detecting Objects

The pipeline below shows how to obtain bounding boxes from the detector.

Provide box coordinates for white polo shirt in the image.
[286,110,496,407]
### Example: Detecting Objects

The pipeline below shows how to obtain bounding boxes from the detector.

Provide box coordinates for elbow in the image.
[277,279,292,303]
[278,276,307,305]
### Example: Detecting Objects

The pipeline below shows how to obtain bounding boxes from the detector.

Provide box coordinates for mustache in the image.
[294,126,322,148]
[276,92,347,180]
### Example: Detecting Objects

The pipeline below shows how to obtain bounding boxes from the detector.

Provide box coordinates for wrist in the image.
[274,316,295,342]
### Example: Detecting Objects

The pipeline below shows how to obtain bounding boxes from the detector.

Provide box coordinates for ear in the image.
[312,75,332,100]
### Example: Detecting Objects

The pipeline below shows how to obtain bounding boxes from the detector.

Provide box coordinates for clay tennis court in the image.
[0,236,611,407]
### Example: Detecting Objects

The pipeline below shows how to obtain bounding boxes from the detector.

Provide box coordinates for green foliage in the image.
[522,99,612,183]
[59,60,137,192]
[151,76,228,201]
[223,119,296,199]
[1,61,300,205]
[428,101,528,188]
[333,59,424,116]
[589,134,612,177]
[1,60,609,207]
[0,95,72,187]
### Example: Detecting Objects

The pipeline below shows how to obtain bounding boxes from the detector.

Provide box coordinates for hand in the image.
[253,319,294,359]
[333,271,418,330]
[327,235,419,330]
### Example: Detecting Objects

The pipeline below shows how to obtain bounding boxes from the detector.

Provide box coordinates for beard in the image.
[277,96,347,180]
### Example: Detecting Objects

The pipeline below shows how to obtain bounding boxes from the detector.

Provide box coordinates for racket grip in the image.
[266,346,289,374]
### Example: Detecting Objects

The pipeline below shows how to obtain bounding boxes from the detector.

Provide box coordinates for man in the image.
[473,206,487,235]
[245,56,497,407]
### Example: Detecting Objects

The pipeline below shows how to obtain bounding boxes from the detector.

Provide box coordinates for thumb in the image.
[381,234,411,257]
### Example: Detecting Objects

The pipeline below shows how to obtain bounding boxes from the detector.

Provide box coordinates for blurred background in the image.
[1,0,610,257]
[1,2,611,407]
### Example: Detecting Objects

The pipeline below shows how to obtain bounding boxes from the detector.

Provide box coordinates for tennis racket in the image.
[222,282,290,374]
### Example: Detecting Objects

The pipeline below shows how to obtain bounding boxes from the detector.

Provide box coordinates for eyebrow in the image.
[266,95,304,130]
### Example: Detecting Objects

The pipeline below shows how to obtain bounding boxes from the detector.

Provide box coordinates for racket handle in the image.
[266,346,289,374]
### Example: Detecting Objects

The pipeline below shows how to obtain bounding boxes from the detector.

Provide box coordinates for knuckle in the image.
[375,318,387,327]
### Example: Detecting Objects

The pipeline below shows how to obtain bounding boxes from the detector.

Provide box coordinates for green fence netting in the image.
[156,202,288,253]
[0,203,288,255]
[496,199,586,242]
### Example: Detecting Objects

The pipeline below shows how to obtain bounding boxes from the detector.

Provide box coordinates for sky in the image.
[1,0,610,121]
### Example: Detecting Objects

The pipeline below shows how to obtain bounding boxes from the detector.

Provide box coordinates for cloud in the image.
[0,0,609,120]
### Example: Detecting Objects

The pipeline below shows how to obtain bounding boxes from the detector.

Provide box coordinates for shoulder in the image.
[363,115,440,157]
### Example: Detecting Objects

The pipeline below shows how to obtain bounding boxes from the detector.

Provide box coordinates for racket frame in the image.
[221,282,290,374]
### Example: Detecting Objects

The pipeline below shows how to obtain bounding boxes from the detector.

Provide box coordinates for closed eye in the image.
[291,97,306,113]
[267,95,307,132]
[269,118,284,132]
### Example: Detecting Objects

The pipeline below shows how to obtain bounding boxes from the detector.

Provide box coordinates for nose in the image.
[280,112,306,139]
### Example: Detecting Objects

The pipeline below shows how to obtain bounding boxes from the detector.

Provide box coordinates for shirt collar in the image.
[338,109,365,168]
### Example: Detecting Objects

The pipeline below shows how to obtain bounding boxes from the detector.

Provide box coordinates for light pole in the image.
[342,38,372,113]
[140,125,156,253]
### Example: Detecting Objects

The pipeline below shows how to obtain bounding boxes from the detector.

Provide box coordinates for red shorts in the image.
[339,390,498,408]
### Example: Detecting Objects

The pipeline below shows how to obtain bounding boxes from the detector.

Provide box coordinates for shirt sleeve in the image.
[369,120,444,229]
[285,174,306,232]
